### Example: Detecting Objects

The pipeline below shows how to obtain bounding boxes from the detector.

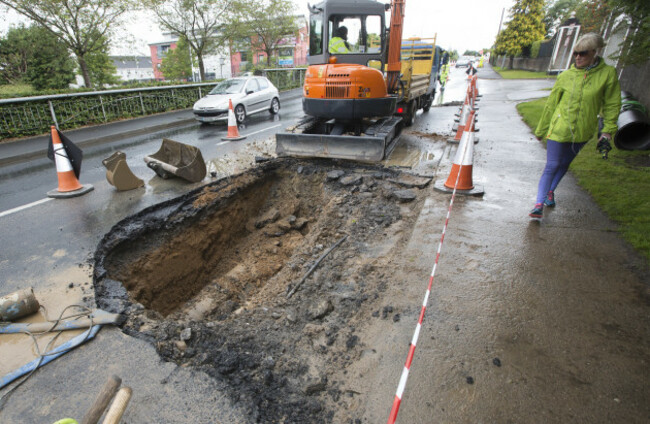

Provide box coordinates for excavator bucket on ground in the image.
[143,138,206,183]
[102,151,144,191]
[276,116,403,162]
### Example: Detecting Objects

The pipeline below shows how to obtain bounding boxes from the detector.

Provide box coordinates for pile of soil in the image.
[93,158,432,423]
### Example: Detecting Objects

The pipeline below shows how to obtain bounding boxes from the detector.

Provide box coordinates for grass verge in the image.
[494,66,556,79]
[516,97,650,261]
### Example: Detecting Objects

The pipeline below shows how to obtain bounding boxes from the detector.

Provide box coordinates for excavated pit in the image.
[93,158,432,423]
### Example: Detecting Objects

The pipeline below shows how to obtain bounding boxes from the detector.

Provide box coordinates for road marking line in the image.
[216,124,281,145]
[244,124,281,138]
[0,198,53,218]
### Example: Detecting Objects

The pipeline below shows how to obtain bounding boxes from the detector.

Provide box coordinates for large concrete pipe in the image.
[614,92,650,151]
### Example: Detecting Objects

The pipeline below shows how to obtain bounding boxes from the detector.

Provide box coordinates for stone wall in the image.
[618,60,650,108]
[492,56,551,73]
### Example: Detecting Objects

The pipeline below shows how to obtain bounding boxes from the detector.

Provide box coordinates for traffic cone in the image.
[450,104,473,143]
[221,99,246,141]
[435,116,484,196]
[47,126,93,198]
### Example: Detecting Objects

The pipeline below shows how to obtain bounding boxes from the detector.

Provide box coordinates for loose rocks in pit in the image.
[93,158,431,423]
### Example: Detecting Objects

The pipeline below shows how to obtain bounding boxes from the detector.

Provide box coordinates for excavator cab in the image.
[308,0,387,67]
[303,0,395,120]
[276,0,404,162]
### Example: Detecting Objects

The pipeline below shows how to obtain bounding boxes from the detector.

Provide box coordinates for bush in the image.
[531,40,542,58]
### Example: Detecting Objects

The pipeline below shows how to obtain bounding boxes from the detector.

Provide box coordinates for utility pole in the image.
[497,7,505,37]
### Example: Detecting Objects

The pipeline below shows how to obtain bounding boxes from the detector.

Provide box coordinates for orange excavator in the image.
[276,0,406,162]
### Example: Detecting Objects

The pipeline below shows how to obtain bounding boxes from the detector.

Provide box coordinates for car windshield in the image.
[209,79,245,95]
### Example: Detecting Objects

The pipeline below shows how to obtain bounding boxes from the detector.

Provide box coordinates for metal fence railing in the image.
[263,67,306,91]
[0,68,306,140]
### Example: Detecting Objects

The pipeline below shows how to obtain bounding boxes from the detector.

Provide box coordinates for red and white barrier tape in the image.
[387,91,476,424]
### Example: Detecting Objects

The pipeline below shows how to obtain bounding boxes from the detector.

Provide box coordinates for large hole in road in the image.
[102,166,319,317]
[93,158,432,423]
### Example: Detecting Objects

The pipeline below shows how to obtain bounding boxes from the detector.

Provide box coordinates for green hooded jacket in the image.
[535,58,621,143]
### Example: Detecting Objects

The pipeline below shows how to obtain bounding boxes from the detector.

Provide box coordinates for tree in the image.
[494,0,546,67]
[84,48,120,88]
[573,0,611,34]
[229,0,300,66]
[161,36,192,81]
[144,0,233,81]
[463,50,480,56]
[543,0,581,36]
[25,27,76,90]
[0,24,33,85]
[0,0,133,88]
[0,25,75,89]
[607,0,650,66]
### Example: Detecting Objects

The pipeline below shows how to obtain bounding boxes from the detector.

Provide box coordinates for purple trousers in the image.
[536,139,587,204]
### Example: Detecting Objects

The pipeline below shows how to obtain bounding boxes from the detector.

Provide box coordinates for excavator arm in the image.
[385,0,406,95]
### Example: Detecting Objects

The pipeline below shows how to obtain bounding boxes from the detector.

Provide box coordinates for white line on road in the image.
[0,198,53,218]
[216,124,281,145]
[245,124,282,138]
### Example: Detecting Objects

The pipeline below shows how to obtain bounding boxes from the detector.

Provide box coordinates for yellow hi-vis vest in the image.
[440,64,449,83]
[329,37,349,54]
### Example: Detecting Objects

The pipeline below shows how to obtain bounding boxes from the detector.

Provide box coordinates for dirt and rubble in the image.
[93,158,433,423]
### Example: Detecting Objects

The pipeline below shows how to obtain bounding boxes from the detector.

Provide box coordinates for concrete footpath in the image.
[358,68,650,423]
[0,87,303,167]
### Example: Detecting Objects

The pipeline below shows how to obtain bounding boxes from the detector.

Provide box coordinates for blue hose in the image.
[0,325,102,390]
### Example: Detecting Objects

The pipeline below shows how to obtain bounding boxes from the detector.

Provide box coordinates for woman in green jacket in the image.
[530,33,621,218]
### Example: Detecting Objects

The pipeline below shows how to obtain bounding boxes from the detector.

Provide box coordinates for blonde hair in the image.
[574,33,605,52]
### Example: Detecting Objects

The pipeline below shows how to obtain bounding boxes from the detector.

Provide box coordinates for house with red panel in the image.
[148,16,308,81]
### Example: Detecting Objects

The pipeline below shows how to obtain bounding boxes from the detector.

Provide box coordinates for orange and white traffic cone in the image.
[221,99,246,141]
[435,114,484,196]
[47,126,93,198]
[450,96,475,143]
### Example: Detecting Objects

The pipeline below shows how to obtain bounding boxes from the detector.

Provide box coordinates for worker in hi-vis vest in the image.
[329,26,350,54]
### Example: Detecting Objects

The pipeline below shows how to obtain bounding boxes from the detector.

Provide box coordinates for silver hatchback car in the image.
[193,76,280,124]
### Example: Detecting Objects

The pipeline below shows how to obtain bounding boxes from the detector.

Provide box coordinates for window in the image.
[246,79,259,93]
[366,16,382,53]
[309,12,323,55]
[157,45,171,57]
[328,15,382,54]
[209,79,245,95]
[257,78,269,90]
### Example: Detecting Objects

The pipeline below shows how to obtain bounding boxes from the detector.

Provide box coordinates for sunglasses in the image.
[573,50,591,57]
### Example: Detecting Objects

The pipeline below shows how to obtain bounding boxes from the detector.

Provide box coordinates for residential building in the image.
[111,56,155,82]
[229,16,308,75]
[148,16,308,81]
[149,32,232,81]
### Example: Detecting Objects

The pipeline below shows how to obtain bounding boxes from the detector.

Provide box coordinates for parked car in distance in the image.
[193,76,280,124]
[455,56,474,68]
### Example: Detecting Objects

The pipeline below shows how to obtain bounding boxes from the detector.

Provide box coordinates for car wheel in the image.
[234,104,246,124]
[270,97,280,114]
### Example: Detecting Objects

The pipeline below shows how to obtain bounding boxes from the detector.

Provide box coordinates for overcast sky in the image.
[1,0,515,56]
